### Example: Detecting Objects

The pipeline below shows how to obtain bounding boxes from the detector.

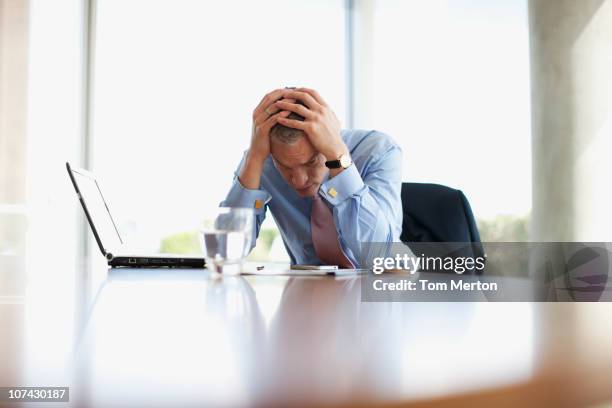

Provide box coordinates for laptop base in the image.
[109,256,205,268]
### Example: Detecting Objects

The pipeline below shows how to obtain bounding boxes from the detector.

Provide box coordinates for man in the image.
[221,87,403,268]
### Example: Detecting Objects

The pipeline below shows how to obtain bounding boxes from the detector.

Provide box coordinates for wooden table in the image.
[2,266,612,407]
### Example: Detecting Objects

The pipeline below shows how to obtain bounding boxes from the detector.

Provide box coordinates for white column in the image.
[0,0,29,387]
[529,0,612,241]
[350,0,376,129]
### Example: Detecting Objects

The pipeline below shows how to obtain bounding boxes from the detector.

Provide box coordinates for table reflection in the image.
[258,276,535,405]
[76,269,264,407]
[257,276,403,406]
[12,268,551,407]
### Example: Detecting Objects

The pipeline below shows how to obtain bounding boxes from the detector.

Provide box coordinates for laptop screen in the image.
[71,168,123,254]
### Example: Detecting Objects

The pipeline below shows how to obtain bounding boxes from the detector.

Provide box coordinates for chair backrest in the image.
[400,182,485,274]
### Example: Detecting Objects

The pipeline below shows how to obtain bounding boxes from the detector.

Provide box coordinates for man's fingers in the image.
[277,116,308,131]
[255,98,298,124]
[295,87,327,106]
[254,99,283,123]
[281,90,320,111]
[254,89,289,117]
[264,104,281,116]
[260,110,290,133]
[275,100,314,119]
[265,98,298,116]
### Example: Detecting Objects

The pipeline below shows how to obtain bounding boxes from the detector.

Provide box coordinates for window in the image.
[366,0,532,241]
[1,0,83,293]
[92,0,532,259]
[92,0,347,259]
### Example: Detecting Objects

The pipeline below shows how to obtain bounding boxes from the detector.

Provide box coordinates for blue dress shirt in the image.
[220,129,403,267]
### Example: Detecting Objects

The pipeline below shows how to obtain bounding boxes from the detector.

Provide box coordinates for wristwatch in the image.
[325,152,352,169]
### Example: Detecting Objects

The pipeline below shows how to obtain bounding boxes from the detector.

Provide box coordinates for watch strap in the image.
[325,159,342,169]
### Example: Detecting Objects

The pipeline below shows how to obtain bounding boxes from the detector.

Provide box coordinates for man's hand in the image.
[248,89,292,164]
[275,88,348,161]
[239,89,291,190]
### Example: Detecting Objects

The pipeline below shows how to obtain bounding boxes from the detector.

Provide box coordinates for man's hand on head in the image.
[239,89,293,190]
[274,88,349,162]
[248,88,293,164]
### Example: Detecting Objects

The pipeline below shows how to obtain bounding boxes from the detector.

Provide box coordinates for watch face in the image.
[339,154,351,168]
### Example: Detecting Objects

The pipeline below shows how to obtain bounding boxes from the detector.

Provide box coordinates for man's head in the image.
[270,107,328,198]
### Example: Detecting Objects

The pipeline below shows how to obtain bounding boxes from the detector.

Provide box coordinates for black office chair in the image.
[400,182,485,274]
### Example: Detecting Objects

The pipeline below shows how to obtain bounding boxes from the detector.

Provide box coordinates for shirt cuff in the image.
[222,177,272,215]
[318,164,365,206]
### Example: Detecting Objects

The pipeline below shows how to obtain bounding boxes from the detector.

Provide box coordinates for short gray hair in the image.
[270,102,306,144]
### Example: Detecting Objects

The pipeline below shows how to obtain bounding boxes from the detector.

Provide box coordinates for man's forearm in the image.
[238,153,265,190]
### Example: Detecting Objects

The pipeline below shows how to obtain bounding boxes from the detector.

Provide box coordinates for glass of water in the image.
[200,207,254,275]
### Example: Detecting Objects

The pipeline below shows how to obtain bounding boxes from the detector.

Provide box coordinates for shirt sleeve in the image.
[220,154,272,252]
[318,144,404,268]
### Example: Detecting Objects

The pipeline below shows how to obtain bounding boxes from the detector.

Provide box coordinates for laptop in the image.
[66,162,206,268]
